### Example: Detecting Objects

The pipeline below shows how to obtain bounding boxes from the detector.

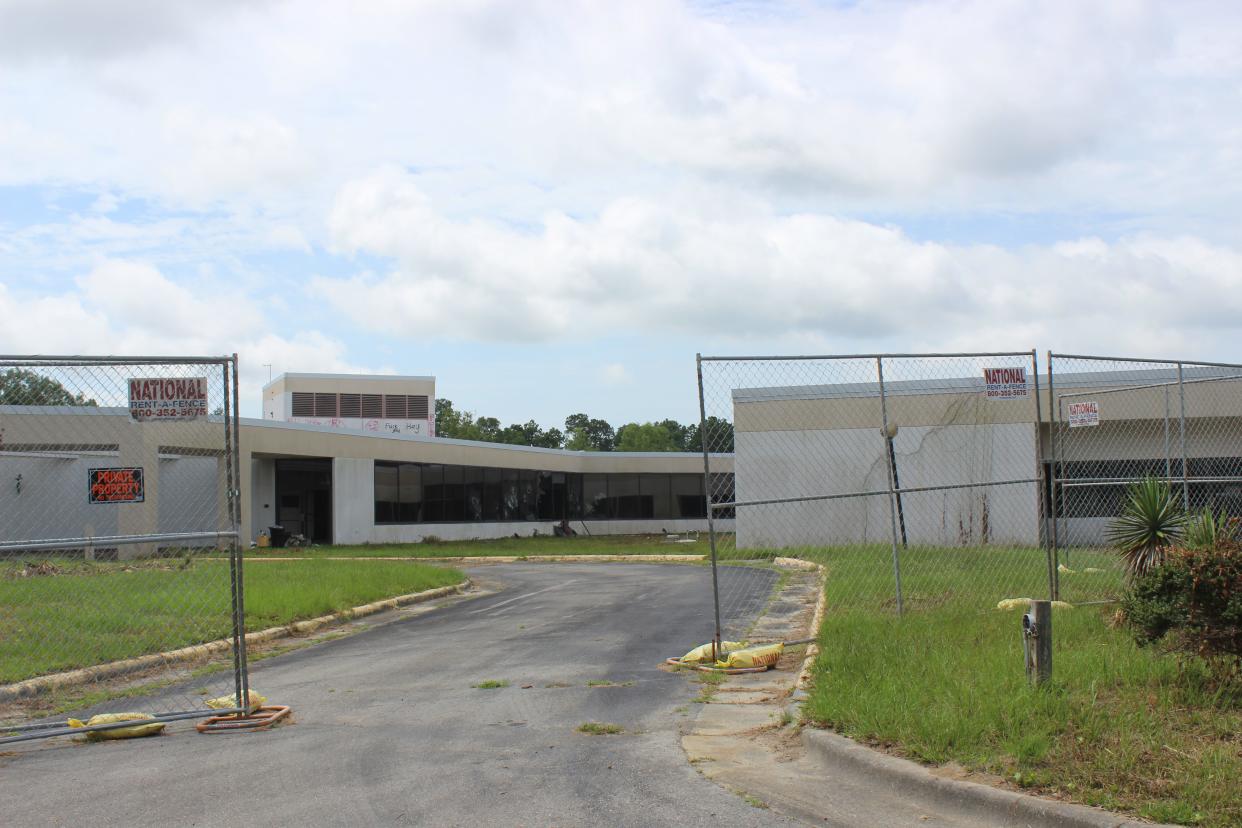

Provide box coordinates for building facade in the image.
[1,372,731,556]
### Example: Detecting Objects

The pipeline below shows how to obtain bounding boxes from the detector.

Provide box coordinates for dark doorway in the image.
[275,459,333,544]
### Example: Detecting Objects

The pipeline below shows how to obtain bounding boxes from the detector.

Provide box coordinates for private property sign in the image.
[89,467,145,503]
[1068,401,1101,428]
[983,366,1029,399]
[129,377,208,421]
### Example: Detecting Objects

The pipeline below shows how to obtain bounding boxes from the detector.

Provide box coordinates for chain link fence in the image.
[1048,353,1242,604]
[0,355,249,743]
[697,351,1051,648]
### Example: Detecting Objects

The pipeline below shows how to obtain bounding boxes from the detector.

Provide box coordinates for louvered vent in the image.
[361,394,382,418]
[291,392,314,417]
[384,395,407,418]
[407,395,429,419]
[339,394,362,418]
[313,393,338,417]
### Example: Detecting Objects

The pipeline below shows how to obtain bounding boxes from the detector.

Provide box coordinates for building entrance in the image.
[275,458,333,544]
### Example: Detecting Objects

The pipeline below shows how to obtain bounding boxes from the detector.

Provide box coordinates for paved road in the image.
[0,563,801,827]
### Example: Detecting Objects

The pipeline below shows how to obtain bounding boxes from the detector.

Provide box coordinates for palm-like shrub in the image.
[1106,476,1186,579]
[1182,506,1240,551]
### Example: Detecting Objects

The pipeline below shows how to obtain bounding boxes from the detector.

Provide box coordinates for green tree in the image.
[686,416,734,453]
[0,369,96,406]
[564,413,615,452]
[434,398,468,437]
[498,420,564,449]
[436,399,563,448]
[474,416,502,442]
[656,418,692,451]
[615,422,678,452]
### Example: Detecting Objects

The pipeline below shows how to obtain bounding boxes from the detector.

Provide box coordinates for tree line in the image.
[434,399,734,452]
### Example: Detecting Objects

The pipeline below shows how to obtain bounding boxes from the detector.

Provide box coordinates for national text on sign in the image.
[1067,401,1100,428]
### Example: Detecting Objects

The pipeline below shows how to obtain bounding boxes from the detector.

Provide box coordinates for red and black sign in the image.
[89,467,145,504]
[129,377,208,421]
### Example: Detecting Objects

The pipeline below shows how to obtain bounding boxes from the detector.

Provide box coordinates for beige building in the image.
[2,372,731,555]
[728,366,1242,549]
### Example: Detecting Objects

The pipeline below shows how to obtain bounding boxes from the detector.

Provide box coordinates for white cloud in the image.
[0,0,1239,223]
[0,0,264,64]
[4,0,1242,393]
[0,262,371,412]
[602,363,632,385]
[316,167,1242,357]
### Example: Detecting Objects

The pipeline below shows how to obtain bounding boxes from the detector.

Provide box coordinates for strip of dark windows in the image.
[374,461,724,524]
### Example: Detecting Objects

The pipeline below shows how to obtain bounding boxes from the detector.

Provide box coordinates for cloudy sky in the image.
[2,0,1241,425]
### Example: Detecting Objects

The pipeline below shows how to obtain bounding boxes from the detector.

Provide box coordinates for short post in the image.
[1022,600,1053,685]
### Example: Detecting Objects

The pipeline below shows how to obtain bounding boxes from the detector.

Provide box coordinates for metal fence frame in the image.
[1047,351,1242,599]
[696,350,1048,651]
[696,348,1242,639]
[0,354,249,744]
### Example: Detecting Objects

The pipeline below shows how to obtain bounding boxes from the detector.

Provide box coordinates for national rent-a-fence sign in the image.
[129,378,208,421]
[983,367,1029,399]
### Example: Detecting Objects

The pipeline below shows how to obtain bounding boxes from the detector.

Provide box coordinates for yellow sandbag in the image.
[997,598,1074,611]
[67,712,165,740]
[996,598,1033,611]
[679,641,745,664]
[716,642,783,669]
[205,689,267,714]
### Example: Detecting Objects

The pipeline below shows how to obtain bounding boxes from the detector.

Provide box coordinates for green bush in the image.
[1121,542,1242,667]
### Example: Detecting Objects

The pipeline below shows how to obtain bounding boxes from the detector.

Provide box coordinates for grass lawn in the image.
[0,558,464,684]
[800,545,1241,827]
[249,532,703,558]
[780,542,1124,609]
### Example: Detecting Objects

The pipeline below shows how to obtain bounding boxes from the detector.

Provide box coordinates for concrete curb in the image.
[247,553,707,565]
[0,581,470,703]
[801,728,1165,828]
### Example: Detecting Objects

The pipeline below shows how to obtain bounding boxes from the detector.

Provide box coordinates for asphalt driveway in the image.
[0,563,801,827]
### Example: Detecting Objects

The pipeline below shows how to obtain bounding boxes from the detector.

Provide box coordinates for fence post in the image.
[1046,352,1061,599]
[1031,350,1055,602]
[223,359,246,712]
[696,354,724,657]
[231,354,250,707]
[876,356,904,616]
[1024,600,1053,685]
[1177,362,1189,510]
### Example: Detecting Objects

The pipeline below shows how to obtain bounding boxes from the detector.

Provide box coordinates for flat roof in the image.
[0,406,721,460]
[263,372,436,390]
[732,366,1242,404]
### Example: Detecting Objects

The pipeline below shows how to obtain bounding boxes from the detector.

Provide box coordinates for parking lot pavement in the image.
[0,563,803,827]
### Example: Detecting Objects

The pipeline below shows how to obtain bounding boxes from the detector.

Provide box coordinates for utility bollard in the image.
[1022,600,1052,685]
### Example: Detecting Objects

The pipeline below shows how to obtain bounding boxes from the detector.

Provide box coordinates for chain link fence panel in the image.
[697,351,1052,649]
[0,356,248,743]
[1048,353,1242,604]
